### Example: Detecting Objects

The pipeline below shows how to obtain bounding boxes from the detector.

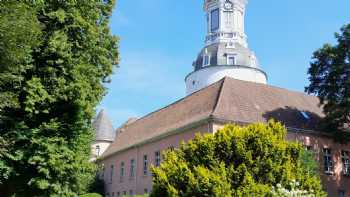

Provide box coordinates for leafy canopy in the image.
[151,121,325,197]
[0,0,118,196]
[306,24,350,133]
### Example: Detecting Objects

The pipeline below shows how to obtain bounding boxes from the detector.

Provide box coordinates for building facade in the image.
[97,0,350,196]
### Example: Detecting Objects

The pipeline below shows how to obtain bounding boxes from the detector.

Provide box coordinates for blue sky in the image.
[99,0,350,128]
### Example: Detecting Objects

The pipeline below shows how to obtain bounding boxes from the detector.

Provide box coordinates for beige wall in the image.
[91,141,112,162]
[101,121,350,197]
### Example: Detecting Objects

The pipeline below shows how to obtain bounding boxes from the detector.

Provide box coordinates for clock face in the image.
[224,2,233,9]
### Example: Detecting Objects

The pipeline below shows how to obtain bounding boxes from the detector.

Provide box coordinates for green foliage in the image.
[300,150,319,177]
[271,180,317,197]
[0,0,118,196]
[88,175,105,196]
[79,193,102,197]
[150,121,326,197]
[306,24,350,135]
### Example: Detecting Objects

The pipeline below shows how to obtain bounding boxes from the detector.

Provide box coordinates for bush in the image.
[80,193,102,197]
[151,121,326,196]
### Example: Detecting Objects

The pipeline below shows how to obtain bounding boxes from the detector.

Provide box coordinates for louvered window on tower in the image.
[211,8,219,32]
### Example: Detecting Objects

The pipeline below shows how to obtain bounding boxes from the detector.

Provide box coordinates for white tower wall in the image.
[186,66,267,95]
[185,0,267,95]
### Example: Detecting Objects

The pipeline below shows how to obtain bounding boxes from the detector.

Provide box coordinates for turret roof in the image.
[93,109,115,142]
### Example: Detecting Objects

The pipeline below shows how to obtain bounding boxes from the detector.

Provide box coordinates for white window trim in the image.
[227,54,236,65]
[323,148,334,174]
[203,55,211,67]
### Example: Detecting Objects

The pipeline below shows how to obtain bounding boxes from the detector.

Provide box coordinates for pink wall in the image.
[287,132,350,196]
[101,123,210,196]
[101,122,350,197]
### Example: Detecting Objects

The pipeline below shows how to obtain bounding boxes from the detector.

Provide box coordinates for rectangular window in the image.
[101,166,105,179]
[339,190,345,197]
[129,190,133,196]
[203,55,210,66]
[155,151,161,167]
[323,148,333,174]
[211,9,219,32]
[224,11,233,28]
[130,159,135,177]
[110,165,114,183]
[169,146,175,151]
[143,154,148,176]
[227,54,236,65]
[96,145,101,157]
[112,192,114,197]
[120,162,125,181]
[117,192,120,197]
[342,151,350,176]
[144,188,148,194]
[123,191,126,196]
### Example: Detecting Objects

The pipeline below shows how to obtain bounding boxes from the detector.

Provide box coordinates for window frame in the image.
[341,151,350,176]
[143,154,148,176]
[323,148,334,174]
[120,161,125,182]
[155,151,161,167]
[130,159,135,178]
[210,8,220,32]
[203,55,211,67]
[227,54,236,65]
[109,165,114,183]
[96,145,101,157]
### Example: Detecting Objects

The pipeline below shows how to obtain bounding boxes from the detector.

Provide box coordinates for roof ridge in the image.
[117,79,225,129]
[211,77,227,116]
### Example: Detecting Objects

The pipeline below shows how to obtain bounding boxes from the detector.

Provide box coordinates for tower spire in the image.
[185,0,267,95]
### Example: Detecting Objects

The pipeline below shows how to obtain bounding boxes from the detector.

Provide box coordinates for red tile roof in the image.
[102,77,324,158]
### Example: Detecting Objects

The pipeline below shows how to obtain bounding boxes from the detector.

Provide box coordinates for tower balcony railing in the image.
[205,31,246,43]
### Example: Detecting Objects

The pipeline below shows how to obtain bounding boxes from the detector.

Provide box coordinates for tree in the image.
[0,0,118,196]
[306,24,350,133]
[151,121,326,197]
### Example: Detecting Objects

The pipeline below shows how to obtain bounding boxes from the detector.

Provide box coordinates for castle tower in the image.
[185,0,267,95]
[91,109,115,161]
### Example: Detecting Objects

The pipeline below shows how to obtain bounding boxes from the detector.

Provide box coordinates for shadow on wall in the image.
[263,106,348,191]
[262,106,324,132]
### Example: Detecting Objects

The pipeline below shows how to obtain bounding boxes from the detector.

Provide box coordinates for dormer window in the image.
[203,55,210,66]
[300,111,310,120]
[227,54,236,65]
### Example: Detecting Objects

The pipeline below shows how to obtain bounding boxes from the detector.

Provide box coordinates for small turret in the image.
[91,109,115,161]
